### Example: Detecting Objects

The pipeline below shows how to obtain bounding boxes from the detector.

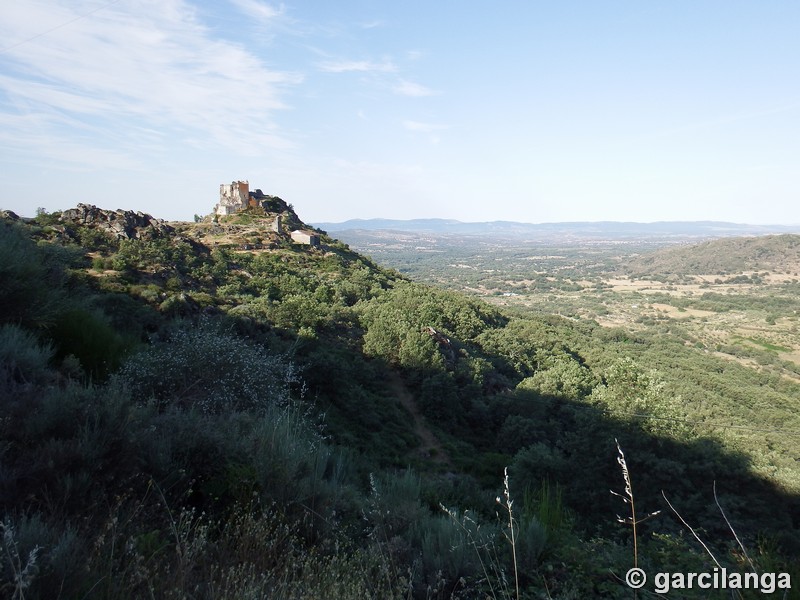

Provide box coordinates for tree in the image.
[590,357,691,437]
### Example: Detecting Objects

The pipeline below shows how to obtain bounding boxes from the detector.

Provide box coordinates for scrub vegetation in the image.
[1,209,798,598]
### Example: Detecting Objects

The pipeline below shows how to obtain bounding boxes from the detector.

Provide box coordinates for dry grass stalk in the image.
[611,440,661,566]
[713,481,756,573]
[496,467,520,600]
[1,519,40,600]
[611,439,660,598]
[661,491,722,570]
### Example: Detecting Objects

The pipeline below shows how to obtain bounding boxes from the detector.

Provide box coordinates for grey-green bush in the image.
[116,321,297,413]
[0,324,53,392]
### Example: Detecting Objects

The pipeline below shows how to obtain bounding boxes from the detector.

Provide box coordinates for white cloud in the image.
[0,0,301,168]
[228,0,284,21]
[393,79,440,97]
[0,110,145,171]
[317,59,397,73]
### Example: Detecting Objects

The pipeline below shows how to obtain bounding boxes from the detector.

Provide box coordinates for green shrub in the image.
[497,415,543,453]
[49,308,130,380]
[247,403,342,527]
[0,324,54,392]
[367,469,426,541]
[158,293,197,317]
[116,320,297,413]
[0,223,67,328]
[516,353,595,400]
[417,513,480,589]
[1,380,143,519]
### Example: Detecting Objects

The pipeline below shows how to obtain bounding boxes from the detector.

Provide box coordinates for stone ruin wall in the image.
[216,181,250,215]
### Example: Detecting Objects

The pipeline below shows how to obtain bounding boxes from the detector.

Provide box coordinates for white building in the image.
[291,230,320,246]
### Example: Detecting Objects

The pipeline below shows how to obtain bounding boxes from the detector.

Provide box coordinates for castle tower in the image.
[215,180,250,215]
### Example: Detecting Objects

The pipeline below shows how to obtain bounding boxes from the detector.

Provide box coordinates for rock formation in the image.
[59,204,174,240]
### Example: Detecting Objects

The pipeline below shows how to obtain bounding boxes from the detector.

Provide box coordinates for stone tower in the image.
[215,180,250,215]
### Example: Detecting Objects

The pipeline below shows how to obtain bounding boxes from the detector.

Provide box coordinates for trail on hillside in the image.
[387,371,452,467]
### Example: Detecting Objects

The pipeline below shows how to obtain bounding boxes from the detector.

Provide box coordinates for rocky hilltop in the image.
[22,200,323,253]
[59,203,174,241]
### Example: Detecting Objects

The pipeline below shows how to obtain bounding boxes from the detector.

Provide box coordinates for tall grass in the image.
[435,468,563,600]
[0,519,40,600]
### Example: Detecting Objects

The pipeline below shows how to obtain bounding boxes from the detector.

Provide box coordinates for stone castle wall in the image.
[216,180,250,215]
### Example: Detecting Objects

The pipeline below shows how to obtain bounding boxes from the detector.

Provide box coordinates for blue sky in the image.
[2,1,799,224]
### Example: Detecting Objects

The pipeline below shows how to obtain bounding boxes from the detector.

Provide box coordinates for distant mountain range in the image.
[312,218,800,239]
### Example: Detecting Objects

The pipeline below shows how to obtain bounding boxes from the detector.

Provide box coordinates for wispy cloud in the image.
[359,19,385,29]
[228,0,284,21]
[317,59,397,73]
[393,79,440,97]
[0,0,301,169]
[0,110,146,171]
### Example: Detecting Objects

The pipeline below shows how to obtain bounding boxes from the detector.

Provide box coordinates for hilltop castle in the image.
[214,180,320,246]
[215,180,291,216]
[215,180,251,215]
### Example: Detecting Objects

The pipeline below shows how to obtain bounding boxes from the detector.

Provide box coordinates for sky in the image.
[1,1,799,224]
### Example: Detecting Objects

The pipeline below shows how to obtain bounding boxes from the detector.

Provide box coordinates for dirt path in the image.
[387,371,452,467]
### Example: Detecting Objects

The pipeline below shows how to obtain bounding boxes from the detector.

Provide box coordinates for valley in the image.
[331,226,800,382]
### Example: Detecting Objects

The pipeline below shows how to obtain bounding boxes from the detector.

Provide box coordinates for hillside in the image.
[626,233,800,277]
[2,204,799,598]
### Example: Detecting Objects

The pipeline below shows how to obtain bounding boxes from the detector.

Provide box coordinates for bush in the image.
[0,324,54,392]
[516,353,595,400]
[0,515,86,599]
[416,512,483,590]
[0,223,67,328]
[367,469,426,542]
[49,308,130,380]
[0,380,143,518]
[116,320,297,413]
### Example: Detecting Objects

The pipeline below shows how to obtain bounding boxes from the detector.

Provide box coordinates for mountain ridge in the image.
[314,217,800,238]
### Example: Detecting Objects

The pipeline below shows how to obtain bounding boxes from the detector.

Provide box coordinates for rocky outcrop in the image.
[250,191,290,214]
[60,204,174,240]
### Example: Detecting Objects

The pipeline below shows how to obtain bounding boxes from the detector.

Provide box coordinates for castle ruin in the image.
[215,181,291,216]
[213,181,317,245]
[216,180,250,215]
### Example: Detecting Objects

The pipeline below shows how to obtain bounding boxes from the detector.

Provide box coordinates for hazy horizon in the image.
[5,204,800,230]
[313,216,800,227]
